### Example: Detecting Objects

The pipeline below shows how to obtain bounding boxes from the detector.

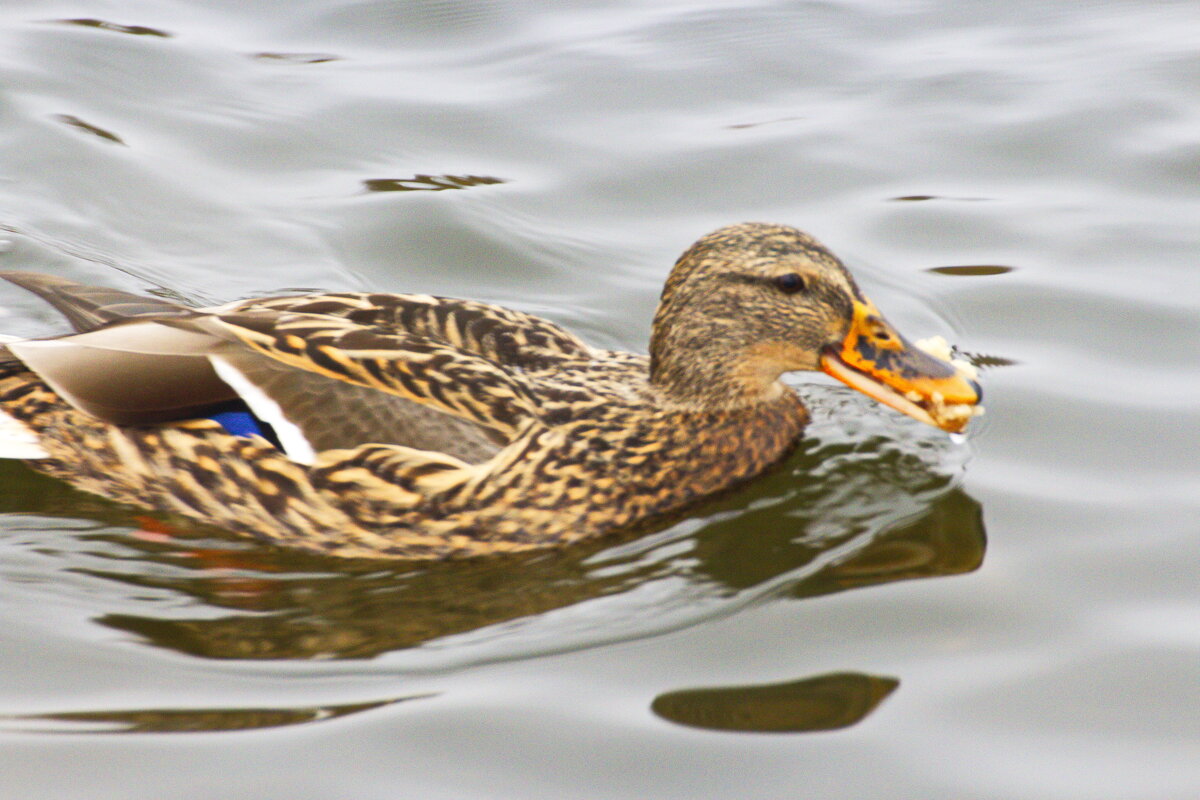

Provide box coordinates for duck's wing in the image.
[182,308,543,456]
[1,275,553,464]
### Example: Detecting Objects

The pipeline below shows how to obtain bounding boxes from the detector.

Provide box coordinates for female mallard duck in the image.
[0,223,981,559]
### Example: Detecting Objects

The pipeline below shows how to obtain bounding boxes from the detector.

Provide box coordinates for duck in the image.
[0,223,981,559]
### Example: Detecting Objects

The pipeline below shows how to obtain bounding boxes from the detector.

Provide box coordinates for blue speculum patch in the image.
[205,403,282,449]
[209,409,264,438]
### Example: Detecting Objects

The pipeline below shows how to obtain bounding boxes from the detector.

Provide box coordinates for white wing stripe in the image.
[209,356,317,465]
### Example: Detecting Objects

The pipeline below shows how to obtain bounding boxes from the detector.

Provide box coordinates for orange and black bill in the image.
[820,297,982,433]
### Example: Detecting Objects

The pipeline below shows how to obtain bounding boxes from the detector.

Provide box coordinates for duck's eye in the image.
[773,273,806,294]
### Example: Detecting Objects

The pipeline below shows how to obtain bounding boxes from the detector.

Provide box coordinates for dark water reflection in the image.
[50,114,126,146]
[251,52,342,65]
[362,174,508,193]
[51,18,172,38]
[652,672,899,734]
[926,265,1014,277]
[5,696,421,735]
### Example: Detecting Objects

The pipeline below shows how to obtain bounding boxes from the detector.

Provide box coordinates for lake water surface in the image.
[0,1,1197,798]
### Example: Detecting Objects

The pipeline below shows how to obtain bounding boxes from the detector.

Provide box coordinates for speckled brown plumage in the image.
[0,223,980,559]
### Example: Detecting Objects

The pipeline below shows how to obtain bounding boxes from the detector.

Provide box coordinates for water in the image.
[1,1,1197,798]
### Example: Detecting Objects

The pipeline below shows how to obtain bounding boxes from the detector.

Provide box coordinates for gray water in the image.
[0,2,1197,798]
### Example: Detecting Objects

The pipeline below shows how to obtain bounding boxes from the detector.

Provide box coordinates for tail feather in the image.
[0,272,191,333]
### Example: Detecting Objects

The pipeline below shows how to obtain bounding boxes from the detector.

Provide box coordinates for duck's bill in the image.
[820,298,983,433]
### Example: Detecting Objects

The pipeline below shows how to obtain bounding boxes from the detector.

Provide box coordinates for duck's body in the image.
[0,224,980,559]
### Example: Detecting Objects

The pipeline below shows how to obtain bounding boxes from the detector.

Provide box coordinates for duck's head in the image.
[649,223,982,432]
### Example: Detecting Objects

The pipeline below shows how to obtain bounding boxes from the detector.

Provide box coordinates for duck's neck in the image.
[649,324,787,410]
